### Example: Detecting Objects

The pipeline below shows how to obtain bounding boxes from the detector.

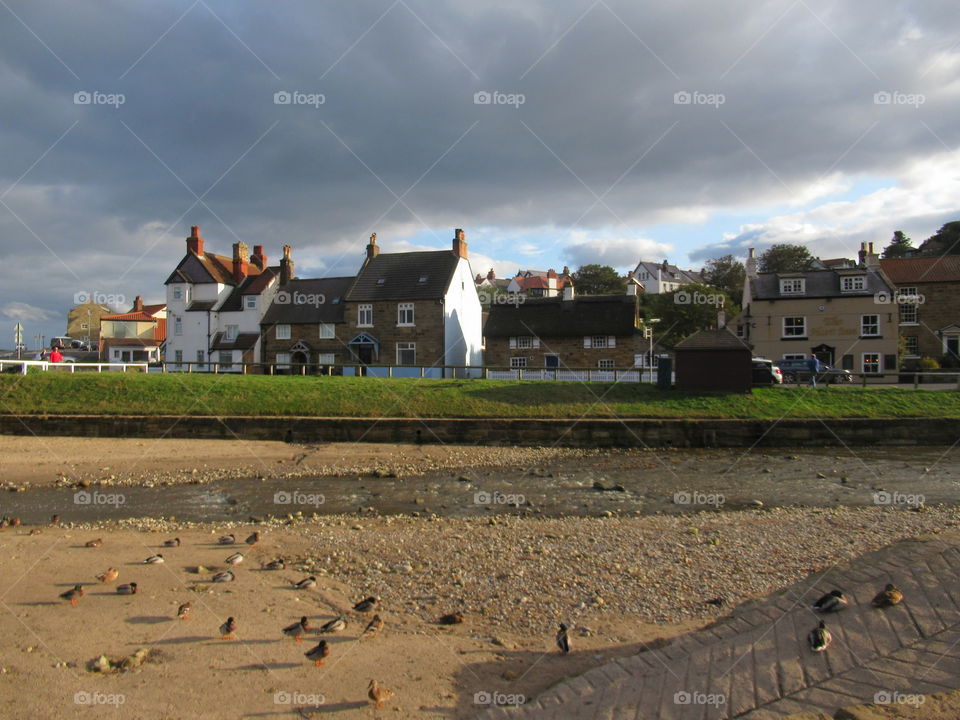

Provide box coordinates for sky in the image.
[0,0,958,347]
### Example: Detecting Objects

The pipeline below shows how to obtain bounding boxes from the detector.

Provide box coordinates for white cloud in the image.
[1,301,58,323]
[564,233,673,270]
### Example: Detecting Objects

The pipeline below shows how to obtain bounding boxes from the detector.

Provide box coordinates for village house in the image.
[99,296,167,363]
[66,299,115,344]
[738,243,899,377]
[633,259,702,294]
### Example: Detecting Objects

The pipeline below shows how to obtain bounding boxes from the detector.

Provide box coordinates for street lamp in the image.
[644,318,661,383]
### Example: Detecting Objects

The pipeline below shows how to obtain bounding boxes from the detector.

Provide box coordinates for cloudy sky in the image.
[0,0,957,346]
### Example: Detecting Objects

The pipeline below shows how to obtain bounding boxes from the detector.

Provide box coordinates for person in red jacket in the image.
[49,347,63,363]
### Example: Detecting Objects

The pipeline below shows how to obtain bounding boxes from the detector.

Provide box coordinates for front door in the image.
[812,344,834,366]
[357,345,374,364]
[544,354,559,368]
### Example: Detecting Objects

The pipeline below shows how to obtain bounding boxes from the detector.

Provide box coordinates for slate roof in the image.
[210,332,260,351]
[345,251,459,302]
[261,277,354,324]
[186,300,217,312]
[880,256,960,284]
[675,328,751,351]
[749,269,891,300]
[484,295,639,337]
[634,260,701,284]
[218,268,278,312]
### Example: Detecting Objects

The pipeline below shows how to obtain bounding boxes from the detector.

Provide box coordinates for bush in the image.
[920,356,941,370]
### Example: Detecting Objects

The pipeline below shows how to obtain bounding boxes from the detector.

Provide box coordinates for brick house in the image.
[738,244,899,377]
[66,299,114,343]
[99,296,167,362]
[878,255,960,367]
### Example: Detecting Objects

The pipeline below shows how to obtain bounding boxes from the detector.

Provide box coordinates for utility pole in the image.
[14,323,23,359]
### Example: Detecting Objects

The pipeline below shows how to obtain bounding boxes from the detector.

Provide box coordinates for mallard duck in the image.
[353,596,378,613]
[219,616,237,640]
[363,614,384,637]
[809,621,831,652]
[212,570,235,583]
[96,567,119,584]
[177,602,192,620]
[224,552,243,566]
[60,584,83,605]
[812,590,848,613]
[117,582,138,595]
[282,616,311,642]
[50,514,61,527]
[293,576,317,590]
[556,623,570,653]
[218,534,236,545]
[318,615,346,634]
[143,554,164,564]
[85,538,103,548]
[304,640,330,666]
[263,559,285,571]
[872,583,903,608]
[163,538,181,547]
[245,532,260,547]
[368,679,395,709]
[439,612,464,625]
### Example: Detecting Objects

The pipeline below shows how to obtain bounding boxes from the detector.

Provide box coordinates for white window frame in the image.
[779,278,805,295]
[319,323,335,339]
[782,316,806,338]
[897,287,919,324]
[245,295,257,310]
[783,353,807,360]
[397,303,415,327]
[276,324,291,340]
[860,314,880,337]
[276,352,290,370]
[591,335,609,349]
[509,356,528,368]
[903,336,919,357]
[173,286,183,300]
[516,336,533,349]
[862,352,881,374]
[218,350,233,369]
[841,275,866,292]
[196,350,205,368]
[174,317,182,336]
[174,350,183,365]
[317,353,335,364]
[598,359,615,369]
[358,304,373,327]
[225,324,239,341]
[396,342,416,365]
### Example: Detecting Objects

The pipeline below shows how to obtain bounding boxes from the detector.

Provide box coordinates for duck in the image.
[872,583,903,608]
[439,612,464,625]
[85,538,103,548]
[9,517,21,527]
[368,679,395,709]
[218,534,236,545]
[50,514,61,527]
[96,567,119,584]
[318,615,346,634]
[224,552,243,566]
[304,640,330,666]
[809,621,832,652]
[353,596,379,613]
[293,576,317,590]
[177,602,192,620]
[245,532,260,547]
[143,554,164,564]
[263,559,285,571]
[282,616,311,642]
[163,538,181,547]
[219,616,237,640]
[117,582,138,595]
[812,590,848,613]
[212,570,235,583]
[556,623,570,654]
[363,614,384,638]
[60,584,83,605]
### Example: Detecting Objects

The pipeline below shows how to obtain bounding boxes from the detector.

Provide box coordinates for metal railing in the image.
[780,370,960,388]
[0,360,149,374]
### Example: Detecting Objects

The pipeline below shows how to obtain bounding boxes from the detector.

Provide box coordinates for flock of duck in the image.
[49,524,397,710]
[807,584,905,652]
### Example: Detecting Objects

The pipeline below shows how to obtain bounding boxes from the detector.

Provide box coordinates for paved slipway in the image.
[479,530,960,719]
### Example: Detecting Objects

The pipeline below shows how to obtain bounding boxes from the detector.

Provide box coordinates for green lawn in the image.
[0,372,956,419]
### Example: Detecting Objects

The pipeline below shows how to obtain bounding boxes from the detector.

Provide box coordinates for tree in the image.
[757,244,815,274]
[570,264,626,295]
[882,231,914,258]
[918,221,960,256]
[642,283,739,349]
[701,255,746,306]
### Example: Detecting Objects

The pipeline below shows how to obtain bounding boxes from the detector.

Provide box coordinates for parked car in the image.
[773,358,856,384]
[752,357,783,385]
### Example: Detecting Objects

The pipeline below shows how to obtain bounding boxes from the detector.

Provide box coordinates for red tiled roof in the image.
[880,256,960,283]
[101,310,163,322]
[154,318,166,341]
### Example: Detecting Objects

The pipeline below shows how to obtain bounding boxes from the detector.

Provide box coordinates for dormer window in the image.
[840,275,866,292]
[418,276,428,283]
[245,296,256,309]
[376,278,386,285]
[780,278,805,295]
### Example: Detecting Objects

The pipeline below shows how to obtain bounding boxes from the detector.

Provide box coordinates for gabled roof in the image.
[634,260,701,284]
[675,327,751,351]
[164,251,264,286]
[345,251,460,301]
[749,269,891,300]
[484,295,638,337]
[880,256,960,284]
[218,268,278,312]
[261,277,354,324]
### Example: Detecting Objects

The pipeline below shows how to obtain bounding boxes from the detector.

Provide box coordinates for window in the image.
[510,357,528,368]
[225,325,238,341]
[114,323,127,338]
[358,304,373,327]
[516,336,533,349]
[218,351,233,370]
[904,336,919,356]
[276,352,290,370]
[598,359,615,369]
[174,350,183,364]
[779,278,805,295]
[319,323,335,339]
[783,353,806,360]
[735,324,744,338]
[591,335,608,348]
[376,278,385,285]
[196,350,205,369]
[80,323,89,330]
[898,287,919,324]
[841,275,866,292]
[862,353,881,374]
[782,317,806,337]
[276,324,291,340]
[174,317,182,336]
[245,296,256,310]
[396,342,416,365]
[860,314,880,337]
[173,286,183,300]
[418,275,428,283]
[397,303,414,326]
[317,353,335,365]
[634,353,658,368]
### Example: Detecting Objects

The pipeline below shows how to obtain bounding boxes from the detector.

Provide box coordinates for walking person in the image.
[807,355,823,387]
[49,346,63,363]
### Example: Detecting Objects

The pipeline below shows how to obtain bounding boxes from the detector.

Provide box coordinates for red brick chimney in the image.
[251,245,267,271]
[452,228,468,258]
[487,268,495,281]
[232,242,249,283]
[366,233,379,260]
[187,225,204,256]
[133,296,143,312]
[280,245,294,285]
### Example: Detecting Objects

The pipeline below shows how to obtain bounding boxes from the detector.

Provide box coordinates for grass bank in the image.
[0,372,957,419]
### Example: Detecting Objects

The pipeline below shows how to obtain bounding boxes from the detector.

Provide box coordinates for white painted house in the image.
[633,259,702,294]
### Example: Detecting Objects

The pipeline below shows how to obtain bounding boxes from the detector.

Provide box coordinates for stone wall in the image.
[343,299,446,365]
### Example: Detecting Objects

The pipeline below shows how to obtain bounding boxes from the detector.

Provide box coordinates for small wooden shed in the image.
[674,328,752,392]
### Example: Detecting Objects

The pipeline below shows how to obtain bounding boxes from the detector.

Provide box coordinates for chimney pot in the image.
[134,296,143,312]
[487,268,495,280]
[232,242,250,283]
[452,228,468,258]
[366,232,379,260]
[251,245,267,270]
[280,245,294,285]
[186,225,204,256]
